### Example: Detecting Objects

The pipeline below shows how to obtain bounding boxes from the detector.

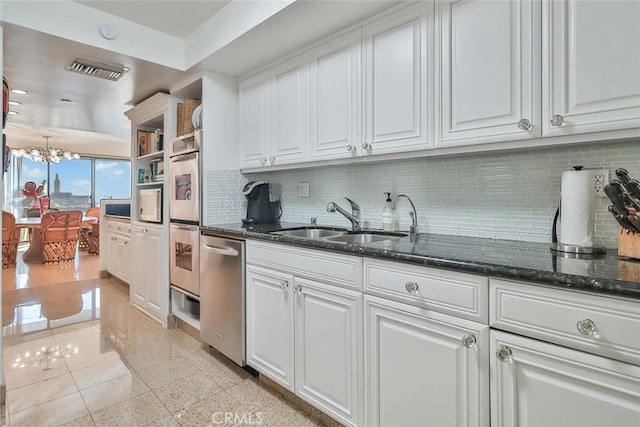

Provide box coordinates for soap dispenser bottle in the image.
[383,192,394,231]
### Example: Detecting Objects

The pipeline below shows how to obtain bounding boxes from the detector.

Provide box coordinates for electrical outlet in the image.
[594,169,609,198]
[298,182,310,198]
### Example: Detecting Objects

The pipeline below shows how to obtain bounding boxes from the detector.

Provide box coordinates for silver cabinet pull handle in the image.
[405,281,419,293]
[362,142,371,151]
[260,157,267,165]
[518,119,531,130]
[461,334,477,348]
[551,114,564,127]
[269,156,276,165]
[346,144,356,153]
[576,318,597,336]
[293,285,302,294]
[496,345,513,362]
[280,280,289,290]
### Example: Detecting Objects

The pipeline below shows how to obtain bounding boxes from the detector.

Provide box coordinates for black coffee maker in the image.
[242,181,280,225]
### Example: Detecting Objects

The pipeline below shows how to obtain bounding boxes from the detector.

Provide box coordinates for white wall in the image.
[245,140,640,248]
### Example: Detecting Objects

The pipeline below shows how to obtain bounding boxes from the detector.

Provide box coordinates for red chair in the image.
[2,211,19,267]
[40,211,82,263]
[79,207,100,251]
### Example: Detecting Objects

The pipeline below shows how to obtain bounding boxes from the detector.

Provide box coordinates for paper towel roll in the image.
[560,169,596,247]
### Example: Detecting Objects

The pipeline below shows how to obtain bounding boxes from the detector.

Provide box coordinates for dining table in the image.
[15,216,98,263]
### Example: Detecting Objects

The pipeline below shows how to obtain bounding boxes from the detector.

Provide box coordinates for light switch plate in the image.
[594,169,609,198]
[298,182,310,198]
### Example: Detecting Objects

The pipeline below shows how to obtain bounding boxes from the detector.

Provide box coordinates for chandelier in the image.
[11,136,80,164]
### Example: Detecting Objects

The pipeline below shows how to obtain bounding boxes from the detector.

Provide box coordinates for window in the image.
[95,159,132,204]
[4,156,131,217]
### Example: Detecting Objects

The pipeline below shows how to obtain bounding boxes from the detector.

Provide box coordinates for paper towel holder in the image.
[550,166,606,255]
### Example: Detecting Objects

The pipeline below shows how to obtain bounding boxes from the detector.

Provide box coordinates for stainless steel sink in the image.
[271,228,348,239]
[323,232,406,244]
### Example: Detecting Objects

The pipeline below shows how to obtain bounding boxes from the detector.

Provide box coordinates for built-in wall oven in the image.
[169,133,200,224]
[169,132,201,297]
[169,223,200,296]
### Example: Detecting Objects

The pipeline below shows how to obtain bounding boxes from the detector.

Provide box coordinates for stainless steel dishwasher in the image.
[200,234,245,366]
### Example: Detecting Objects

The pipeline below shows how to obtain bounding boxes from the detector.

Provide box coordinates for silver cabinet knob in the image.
[269,156,276,165]
[405,281,419,294]
[293,285,302,294]
[576,318,597,336]
[362,142,372,151]
[461,334,477,348]
[551,114,564,127]
[280,280,289,290]
[260,157,267,165]
[496,345,513,362]
[518,119,532,130]
[346,145,356,153]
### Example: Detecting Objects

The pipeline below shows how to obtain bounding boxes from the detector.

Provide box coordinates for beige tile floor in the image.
[2,249,339,426]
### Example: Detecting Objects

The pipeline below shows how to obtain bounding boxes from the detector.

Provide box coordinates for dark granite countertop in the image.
[201,222,640,301]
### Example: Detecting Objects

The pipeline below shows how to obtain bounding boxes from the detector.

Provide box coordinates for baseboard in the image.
[258,375,344,426]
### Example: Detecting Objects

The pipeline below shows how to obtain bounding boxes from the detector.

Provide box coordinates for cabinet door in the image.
[365,295,489,427]
[543,0,640,136]
[239,72,270,169]
[144,228,162,319]
[309,30,361,161]
[114,237,128,283]
[363,4,432,154]
[436,0,541,147]
[246,264,295,391]
[270,54,310,166]
[130,226,147,308]
[294,278,363,427]
[122,237,131,284]
[490,330,640,427]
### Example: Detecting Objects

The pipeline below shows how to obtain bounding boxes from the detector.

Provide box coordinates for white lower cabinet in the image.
[105,219,131,284]
[131,225,166,324]
[490,329,640,427]
[246,265,295,391]
[294,277,363,426]
[365,295,489,427]
[246,241,363,426]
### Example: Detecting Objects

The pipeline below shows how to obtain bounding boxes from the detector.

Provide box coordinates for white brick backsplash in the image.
[203,169,247,225]
[244,140,640,248]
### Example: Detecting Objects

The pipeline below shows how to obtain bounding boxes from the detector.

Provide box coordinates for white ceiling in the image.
[2,0,401,158]
[73,0,230,38]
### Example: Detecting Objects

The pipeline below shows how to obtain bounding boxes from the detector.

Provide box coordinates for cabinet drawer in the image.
[364,258,488,323]
[490,278,640,365]
[116,223,131,236]
[247,240,362,291]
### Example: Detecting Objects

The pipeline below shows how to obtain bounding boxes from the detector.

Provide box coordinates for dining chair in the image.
[2,211,19,267]
[87,222,100,255]
[79,207,100,251]
[40,210,82,263]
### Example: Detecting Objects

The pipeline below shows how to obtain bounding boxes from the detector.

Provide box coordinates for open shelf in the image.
[136,151,164,161]
[170,287,200,330]
[135,181,163,187]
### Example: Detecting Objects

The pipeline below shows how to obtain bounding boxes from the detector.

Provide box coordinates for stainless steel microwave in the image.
[139,188,162,223]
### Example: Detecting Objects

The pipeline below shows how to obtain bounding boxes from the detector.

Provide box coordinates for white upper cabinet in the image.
[436,0,541,147]
[239,72,271,168]
[271,54,310,165]
[309,30,362,161]
[363,3,433,154]
[543,0,640,136]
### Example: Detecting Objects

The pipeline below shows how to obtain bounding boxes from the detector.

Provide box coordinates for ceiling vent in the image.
[66,58,130,81]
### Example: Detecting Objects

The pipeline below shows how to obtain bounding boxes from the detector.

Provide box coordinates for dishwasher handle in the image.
[202,244,239,257]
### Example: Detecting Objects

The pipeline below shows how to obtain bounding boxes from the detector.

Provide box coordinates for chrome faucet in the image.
[326,197,361,230]
[392,194,419,240]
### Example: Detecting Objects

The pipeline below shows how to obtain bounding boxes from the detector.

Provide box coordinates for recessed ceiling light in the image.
[11,89,28,95]
[8,111,19,115]
[8,101,21,106]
